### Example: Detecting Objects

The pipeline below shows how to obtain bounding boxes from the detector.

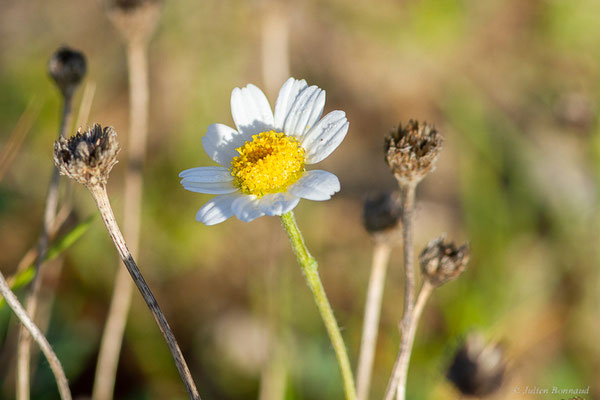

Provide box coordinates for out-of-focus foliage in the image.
[1,0,598,399]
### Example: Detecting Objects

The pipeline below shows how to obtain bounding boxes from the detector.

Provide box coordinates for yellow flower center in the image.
[230,131,305,197]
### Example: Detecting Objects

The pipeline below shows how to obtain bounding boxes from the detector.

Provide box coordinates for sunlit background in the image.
[1,0,599,399]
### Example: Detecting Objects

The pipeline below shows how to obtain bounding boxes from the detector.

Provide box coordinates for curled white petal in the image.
[288,170,340,200]
[257,192,300,216]
[202,123,250,167]
[283,86,325,139]
[196,194,240,225]
[181,180,238,195]
[231,195,265,222]
[231,84,274,135]
[302,110,349,164]
[273,78,308,131]
[179,166,233,182]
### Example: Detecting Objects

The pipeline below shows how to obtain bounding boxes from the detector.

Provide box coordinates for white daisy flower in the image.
[180,77,349,225]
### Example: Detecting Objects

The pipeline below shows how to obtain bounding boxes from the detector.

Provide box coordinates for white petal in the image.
[231,84,274,135]
[302,110,349,164]
[283,86,325,139]
[181,179,237,195]
[231,195,265,222]
[179,167,233,182]
[288,170,340,201]
[196,194,240,225]
[202,123,250,167]
[273,78,308,130]
[257,192,300,216]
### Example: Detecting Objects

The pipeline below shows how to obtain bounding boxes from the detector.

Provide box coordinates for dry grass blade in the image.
[0,99,40,182]
[73,81,96,131]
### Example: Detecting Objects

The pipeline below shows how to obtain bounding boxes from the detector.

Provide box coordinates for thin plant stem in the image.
[92,38,149,400]
[356,242,392,400]
[92,266,132,400]
[0,270,72,400]
[400,184,417,326]
[0,194,70,379]
[8,204,70,286]
[17,92,73,400]
[258,227,288,400]
[383,281,433,400]
[388,183,417,400]
[9,78,94,287]
[259,9,290,395]
[87,184,200,400]
[261,3,290,99]
[280,211,357,400]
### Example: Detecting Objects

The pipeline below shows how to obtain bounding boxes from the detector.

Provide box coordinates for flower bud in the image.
[48,46,87,97]
[385,120,443,186]
[420,236,469,287]
[362,191,402,239]
[446,333,505,397]
[54,124,120,187]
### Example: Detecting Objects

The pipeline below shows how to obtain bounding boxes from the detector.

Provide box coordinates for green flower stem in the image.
[280,211,357,400]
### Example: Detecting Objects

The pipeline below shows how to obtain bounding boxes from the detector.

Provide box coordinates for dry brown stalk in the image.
[0,270,72,400]
[0,100,39,182]
[92,2,160,399]
[16,89,74,400]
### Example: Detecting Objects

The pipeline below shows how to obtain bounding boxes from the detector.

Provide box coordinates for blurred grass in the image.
[1,0,599,399]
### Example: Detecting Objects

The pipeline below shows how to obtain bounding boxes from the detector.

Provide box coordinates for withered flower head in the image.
[446,333,506,397]
[363,191,402,240]
[385,120,443,186]
[54,124,120,187]
[48,46,87,97]
[106,0,161,44]
[420,236,469,286]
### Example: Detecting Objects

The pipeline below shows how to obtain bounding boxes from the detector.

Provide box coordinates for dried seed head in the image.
[106,0,161,44]
[420,236,469,287]
[54,124,120,187]
[446,333,506,397]
[362,191,402,241]
[385,120,443,186]
[48,46,87,97]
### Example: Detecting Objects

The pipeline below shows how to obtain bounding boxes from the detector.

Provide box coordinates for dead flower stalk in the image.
[93,1,161,399]
[16,46,86,400]
[0,270,72,400]
[54,124,201,400]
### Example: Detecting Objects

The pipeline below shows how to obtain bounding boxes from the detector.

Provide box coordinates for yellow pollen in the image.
[230,131,305,197]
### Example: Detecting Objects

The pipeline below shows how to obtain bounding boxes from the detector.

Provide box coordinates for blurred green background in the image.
[1,0,599,399]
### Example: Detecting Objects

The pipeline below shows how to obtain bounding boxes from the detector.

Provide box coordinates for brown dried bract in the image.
[53,124,120,187]
[419,236,469,287]
[385,120,443,186]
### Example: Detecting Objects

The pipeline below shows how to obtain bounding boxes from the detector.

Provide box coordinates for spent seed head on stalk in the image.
[446,333,506,397]
[54,124,120,187]
[48,46,87,97]
[420,236,469,287]
[362,191,402,241]
[385,119,443,186]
